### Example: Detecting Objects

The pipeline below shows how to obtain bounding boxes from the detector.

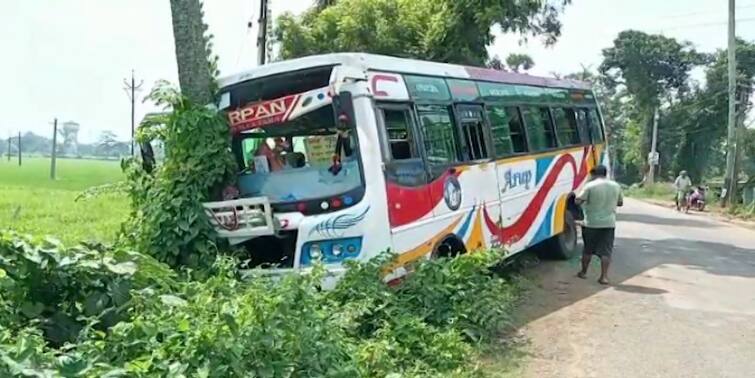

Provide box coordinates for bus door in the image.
[453,104,498,205]
[376,104,434,229]
[414,104,464,220]
[576,108,598,166]
[451,104,497,251]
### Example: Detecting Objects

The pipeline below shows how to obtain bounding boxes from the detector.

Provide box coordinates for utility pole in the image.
[647,108,660,185]
[723,0,737,206]
[50,118,58,180]
[17,132,21,166]
[6,137,10,161]
[123,70,144,156]
[256,0,270,66]
[732,89,749,205]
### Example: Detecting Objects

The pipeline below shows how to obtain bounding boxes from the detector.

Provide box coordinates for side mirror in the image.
[332,91,356,129]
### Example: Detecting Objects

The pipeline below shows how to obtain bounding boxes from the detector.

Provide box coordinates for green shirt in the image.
[576,178,623,229]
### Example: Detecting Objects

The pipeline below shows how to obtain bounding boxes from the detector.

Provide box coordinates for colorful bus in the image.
[204,53,609,283]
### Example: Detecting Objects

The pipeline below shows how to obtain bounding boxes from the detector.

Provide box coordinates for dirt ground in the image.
[495,198,755,378]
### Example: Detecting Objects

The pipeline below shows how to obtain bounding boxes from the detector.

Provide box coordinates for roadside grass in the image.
[625,182,676,202]
[0,157,127,245]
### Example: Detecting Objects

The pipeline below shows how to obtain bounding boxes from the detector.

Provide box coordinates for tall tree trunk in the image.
[169,0,214,105]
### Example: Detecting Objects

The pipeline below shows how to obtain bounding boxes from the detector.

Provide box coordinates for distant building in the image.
[61,121,80,156]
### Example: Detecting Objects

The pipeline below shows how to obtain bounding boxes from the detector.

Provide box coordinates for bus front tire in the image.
[432,236,466,259]
[539,211,580,260]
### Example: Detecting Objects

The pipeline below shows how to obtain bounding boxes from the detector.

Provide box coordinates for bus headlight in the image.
[301,237,363,266]
[309,244,322,260]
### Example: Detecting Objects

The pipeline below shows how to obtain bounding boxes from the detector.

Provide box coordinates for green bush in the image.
[121,81,237,270]
[0,231,175,346]
[0,232,518,377]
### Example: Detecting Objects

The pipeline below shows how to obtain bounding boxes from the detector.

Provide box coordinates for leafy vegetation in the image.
[598,33,755,187]
[275,0,570,65]
[121,81,236,269]
[0,230,518,377]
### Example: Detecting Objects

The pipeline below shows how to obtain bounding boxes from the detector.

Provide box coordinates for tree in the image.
[487,55,505,71]
[275,0,571,66]
[96,131,128,157]
[600,31,706,111]
[315,0,338,10]
[599,30,706,181]
[663,39,755,181]
[505,53,534,72]
[168,0,217,105]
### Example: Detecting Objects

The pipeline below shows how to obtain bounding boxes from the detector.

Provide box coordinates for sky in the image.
[1,0,754,143]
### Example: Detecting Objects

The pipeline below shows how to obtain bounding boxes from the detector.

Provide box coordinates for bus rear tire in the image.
[539,211,580,260]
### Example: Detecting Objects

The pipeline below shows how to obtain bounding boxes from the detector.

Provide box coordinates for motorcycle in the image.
[685,187,706,213]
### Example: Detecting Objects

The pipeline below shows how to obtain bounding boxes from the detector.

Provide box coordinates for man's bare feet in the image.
[577,272,587,279]
[598,278,610,285]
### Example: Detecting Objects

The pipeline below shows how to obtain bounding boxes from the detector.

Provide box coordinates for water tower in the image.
[61,121,80,156]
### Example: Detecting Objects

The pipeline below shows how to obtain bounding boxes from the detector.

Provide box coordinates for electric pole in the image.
[123,70,144,156]
[257,0,270,66]
[647,108,659,185]
[6,137,10,161]
[17,132,21,166]
[50,118,58,180]
[732,88,749,205]
[723,0,737,206]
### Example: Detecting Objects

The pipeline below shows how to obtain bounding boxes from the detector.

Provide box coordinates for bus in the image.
[204,53,609,284]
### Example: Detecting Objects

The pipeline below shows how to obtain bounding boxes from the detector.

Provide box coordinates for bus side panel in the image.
[488,147,592,254]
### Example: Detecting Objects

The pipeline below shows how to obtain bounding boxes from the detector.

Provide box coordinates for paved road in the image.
[515,198,755,378]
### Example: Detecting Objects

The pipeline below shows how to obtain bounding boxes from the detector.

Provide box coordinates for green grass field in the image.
[0,157,128,245]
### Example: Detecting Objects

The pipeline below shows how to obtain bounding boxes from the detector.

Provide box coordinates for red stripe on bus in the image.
[484,150,590,245]
[386,170,457,227]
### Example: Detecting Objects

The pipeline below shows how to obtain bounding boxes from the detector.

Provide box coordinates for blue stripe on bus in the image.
[535,155,555,185]
[456,207,476,239]
[530,203,554,246]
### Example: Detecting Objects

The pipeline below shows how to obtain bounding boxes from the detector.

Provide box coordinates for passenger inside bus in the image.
[253,137,289,172]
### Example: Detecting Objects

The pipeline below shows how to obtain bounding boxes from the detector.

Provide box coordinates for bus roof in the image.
[219,53,592,92]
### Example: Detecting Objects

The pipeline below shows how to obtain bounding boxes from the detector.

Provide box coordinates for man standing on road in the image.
[575,165,623,285]
[674,170,692,211]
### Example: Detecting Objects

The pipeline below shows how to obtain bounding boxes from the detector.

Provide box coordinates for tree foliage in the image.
[275,0,571,66]
[600,30,707,110]
[598,30,707,181]
[122,81,237,269]
[505,53,535,72]
[595,32,755,184]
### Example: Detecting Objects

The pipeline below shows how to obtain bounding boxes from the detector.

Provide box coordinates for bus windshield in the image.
[233,105,362,203]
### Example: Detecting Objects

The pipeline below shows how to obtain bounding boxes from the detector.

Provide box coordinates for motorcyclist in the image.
[687,186,706,211]
[674,170,692,211]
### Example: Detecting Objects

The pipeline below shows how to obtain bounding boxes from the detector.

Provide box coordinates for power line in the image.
[666,3,755,19]
[657,16,755,31]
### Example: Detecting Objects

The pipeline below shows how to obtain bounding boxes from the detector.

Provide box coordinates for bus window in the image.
[576,109,590,144]
[456,105,488,161]
[588,109,605,143]
[552,108,581,146]
[521,106,557,152]
[416,104,460,165]
[487,105,527,157]
[381,108,419,160]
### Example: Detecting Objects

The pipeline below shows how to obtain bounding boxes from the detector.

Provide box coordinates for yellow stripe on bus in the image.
[553,194,568,234]
[465,209,486,252]
[394,215,464,267]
